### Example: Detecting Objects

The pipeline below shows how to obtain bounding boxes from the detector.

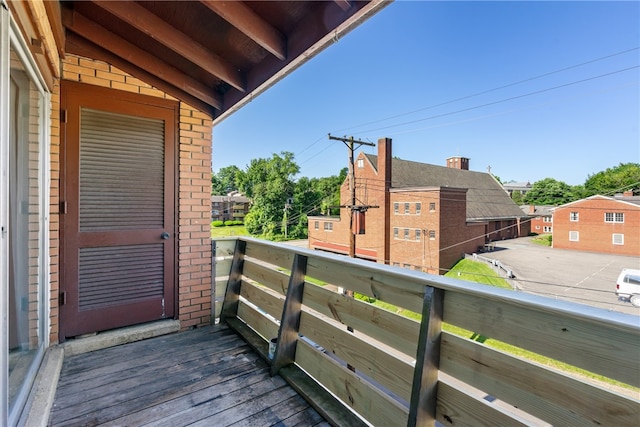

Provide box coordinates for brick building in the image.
[522,205,554,234]
[552,193,640,256]
[211,192,250,222]
[308,138,529,274]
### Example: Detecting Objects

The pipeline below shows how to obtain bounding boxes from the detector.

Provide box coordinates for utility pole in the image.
[328,134,376,258]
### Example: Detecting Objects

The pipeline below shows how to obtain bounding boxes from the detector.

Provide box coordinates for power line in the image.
[351,66,639,136]
[330,47,639,135]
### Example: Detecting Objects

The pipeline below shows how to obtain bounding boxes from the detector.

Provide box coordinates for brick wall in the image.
[553,197,640,256]
[50,55,213,342]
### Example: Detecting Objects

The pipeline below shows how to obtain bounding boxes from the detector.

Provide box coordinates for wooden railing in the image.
[212,237,639,426]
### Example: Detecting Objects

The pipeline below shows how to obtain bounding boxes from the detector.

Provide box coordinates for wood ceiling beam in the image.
[333,1,352,12]
[66,33,217,118]
[63,10,222,111]
[91,0,245,92]
[200,1,287,61]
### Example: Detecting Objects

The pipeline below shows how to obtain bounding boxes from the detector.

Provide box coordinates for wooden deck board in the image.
[49,324,327,426]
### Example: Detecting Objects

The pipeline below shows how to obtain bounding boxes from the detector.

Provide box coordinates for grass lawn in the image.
[531,234,552,246]
[210,225,250,238]
[445,258,512,290]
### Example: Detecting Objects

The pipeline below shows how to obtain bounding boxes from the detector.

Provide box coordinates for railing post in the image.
[220,239,246,321]
[408,286,444,427]
[271,253,307,376]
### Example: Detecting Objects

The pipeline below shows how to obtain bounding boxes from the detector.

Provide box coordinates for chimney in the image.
[623,190,634,197]
[378,137,392,192]
[446,156,469,170]
[529,205,536,214]
[378,137,392,266]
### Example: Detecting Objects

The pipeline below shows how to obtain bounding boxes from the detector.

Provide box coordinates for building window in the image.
[543,226,552,233]
[404,228,410,239]
[570,212,579,222]
[569,231,579,241]
[314,221,319,230]
[535,225,540,230]
[415,229,421,241]
[605,212,624,223]
[404,203,410,214]
[429,202,436,212]
[543,216,552,223]
[394,227,399,239]
[415,202,421,214]
[612,234,624,245]
[394,202,399,214]
[324,222,333,231]
[357,158,364,168]
[404,264,412,269]
[429,230,436,239]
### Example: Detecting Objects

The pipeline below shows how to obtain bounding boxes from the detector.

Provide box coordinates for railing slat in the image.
[299,309,414,401]
[240,280,285,321]
[440,332,640,426]
[436,380,531,427]
[445,292,640,387]
[305,256,425,313]
[295,339,409,427]
[243,259,290,296]
[236,299,279,343]
[303,283,420,357]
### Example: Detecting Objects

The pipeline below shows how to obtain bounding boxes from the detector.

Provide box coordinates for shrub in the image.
[211,220,224,227]
[224,220,236,226]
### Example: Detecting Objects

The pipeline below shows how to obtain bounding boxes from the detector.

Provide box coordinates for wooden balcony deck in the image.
[48,324,329,426]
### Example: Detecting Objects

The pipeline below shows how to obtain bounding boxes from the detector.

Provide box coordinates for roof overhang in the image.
[56,0,390,123]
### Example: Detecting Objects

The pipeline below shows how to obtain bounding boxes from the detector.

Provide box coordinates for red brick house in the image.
[522,205,554,234]
[211,193,250,222]
[552,194,640,256]
[308,138,530,274]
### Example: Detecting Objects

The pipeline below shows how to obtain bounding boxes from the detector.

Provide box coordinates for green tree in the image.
[211,165,243,195]
[240,152,299,238]
[583,163,640,196]
[522,178,577,205]
[511,191,524,205]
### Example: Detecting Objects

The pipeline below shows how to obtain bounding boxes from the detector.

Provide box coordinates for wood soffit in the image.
[59,0,388,122]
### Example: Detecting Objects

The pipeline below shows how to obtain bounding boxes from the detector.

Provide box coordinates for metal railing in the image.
[212,237,639,426]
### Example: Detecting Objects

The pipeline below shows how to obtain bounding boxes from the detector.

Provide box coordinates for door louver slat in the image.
[79,108,165,231]
[79,244,164,311]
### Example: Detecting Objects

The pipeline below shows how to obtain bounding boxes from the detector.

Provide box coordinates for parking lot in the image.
[484,236,640,316]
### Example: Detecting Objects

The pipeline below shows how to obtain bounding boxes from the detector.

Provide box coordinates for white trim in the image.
[612,233,624,245]
[1,5,10,423]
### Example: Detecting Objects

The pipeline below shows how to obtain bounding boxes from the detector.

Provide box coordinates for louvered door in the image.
[60,82,177,339]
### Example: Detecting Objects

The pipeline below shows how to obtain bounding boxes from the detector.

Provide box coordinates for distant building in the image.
[308,138,530,274]
[522,205,554,234]
[211,192,250,222]
[503,181,532,197]
[552,192,640,256]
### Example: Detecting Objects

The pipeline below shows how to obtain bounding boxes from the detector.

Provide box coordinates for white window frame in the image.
[356,158,364,168]
[404,228,409,240]
[569,231,579,242]
[605,212,624,223]
[569,212,579,222]
[543,226,552,233]
[404,202,410,215]
[393,227,398,239]
[415,202,421,215]
[2,8,51,424]
[415,229,421,241]
[612,233,624,245]
[393,202,398,214]
[324,222,333,231]
[429,202,436,212]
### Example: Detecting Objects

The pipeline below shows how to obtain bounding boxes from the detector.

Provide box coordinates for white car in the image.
[616,268,640,307]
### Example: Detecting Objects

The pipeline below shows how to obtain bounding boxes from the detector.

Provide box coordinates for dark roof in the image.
[60,1,388,122]
[365,154,526,220]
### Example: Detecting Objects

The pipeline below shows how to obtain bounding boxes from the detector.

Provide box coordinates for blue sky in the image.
[212,1,639,186]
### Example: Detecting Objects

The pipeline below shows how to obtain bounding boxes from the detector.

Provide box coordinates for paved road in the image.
[483,236,640,316]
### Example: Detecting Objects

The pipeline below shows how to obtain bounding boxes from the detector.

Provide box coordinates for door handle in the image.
[161,232,170,240]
